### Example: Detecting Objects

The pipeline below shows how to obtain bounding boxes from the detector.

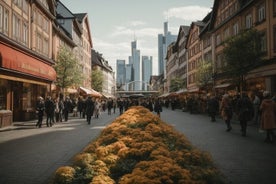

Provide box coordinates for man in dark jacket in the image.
[86,96,94,124]
[236,92,254,137]
[207,95,219,122]
[44,96,55,127]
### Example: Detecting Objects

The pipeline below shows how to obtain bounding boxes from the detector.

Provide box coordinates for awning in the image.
[214,83,231,89]
[0,43,56,81]
[79,87,102,97]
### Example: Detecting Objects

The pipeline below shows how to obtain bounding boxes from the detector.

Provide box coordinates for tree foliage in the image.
[222,29,263,91]
[54,46,83,90]
[170,77,185,92]
[196,61,213,89]
[91,69,103,92]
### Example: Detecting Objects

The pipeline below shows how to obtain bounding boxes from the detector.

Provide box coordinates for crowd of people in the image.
[35,91,276,143]
[182,91,276,143]
[35,95,163,127]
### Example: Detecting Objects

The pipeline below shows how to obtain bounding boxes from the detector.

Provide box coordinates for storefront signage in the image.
[0,43,56,81]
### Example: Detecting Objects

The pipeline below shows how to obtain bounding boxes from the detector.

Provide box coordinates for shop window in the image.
[259,32,267,53]
[0,80,7,110]
[273,26,276,53]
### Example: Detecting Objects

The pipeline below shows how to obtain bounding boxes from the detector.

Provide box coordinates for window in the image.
[43,17,48,31]
[245,14,252,29]
[37,33,42,52]
[216,34,221,46]
[273,26,276,53]
[12,13,21,41]
[259,32,267,53]
[224,27,230,40]
[22,22,28,45]
[233,22,239,35]
[258,4,265,22]
[43,38,49,56]
[274,0,276,16]
[3,9,9,35]
[0,5,2,32]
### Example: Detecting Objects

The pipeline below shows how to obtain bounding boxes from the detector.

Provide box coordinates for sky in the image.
[61,0,214,75]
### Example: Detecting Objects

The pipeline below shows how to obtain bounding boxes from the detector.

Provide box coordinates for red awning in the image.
[0,43,56,81]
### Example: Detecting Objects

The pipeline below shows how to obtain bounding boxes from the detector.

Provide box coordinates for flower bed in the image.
[53,106,225,184]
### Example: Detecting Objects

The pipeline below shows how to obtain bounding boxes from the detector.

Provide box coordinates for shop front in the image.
[0,42,56,123]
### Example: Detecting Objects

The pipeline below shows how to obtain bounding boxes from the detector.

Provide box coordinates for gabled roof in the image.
[74,13,93,48]
[209,0,254,31]
[74,13,87,23]
[91,49,113,72]
[199,11,212,37]
[175,25,190,46]
[185,20,207,49]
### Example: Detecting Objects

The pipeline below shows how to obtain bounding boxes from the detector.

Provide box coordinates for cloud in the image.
[164,6,211,21]
[111,26,161,38]
[129,20,146,27]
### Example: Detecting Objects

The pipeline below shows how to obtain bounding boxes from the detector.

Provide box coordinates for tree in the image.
[91,69,103,92]
[222,29,262,92]
[196,61,213,90]
[54,46,83,92]
[170,77,185,92]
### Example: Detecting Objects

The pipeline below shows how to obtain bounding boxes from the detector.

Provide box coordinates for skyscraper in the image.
[158,22,177,76]
[116,59,126,89]
[131,40,141,90]
[142,56,153,90]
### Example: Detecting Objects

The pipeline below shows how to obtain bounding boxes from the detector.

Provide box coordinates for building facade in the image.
[209,0,276,94]
[0,0,56,122]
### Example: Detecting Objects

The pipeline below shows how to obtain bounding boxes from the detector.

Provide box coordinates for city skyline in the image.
[61,0,214,75]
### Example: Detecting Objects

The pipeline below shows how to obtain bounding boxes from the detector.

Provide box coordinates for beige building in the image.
[210,0,276,94]
[168,0,276,97]
[165,42,178,93]
[74,13,93,88]
[0,0,56,122]
[0,0,94,125]
[186,21,207,93]
[92,49,116,98]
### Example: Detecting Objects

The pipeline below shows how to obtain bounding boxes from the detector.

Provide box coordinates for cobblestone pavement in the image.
[161,108,276,184]
[0,108,275,184]
[0,112,117,184]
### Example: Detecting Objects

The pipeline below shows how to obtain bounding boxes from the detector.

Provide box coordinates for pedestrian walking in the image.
[77,96,84,118]
[54,98,60,122]
[259,91,276,143]
[107,98,113,115]
[94,99,101,118]
[36,96,45,128]
[154,98,162,117]
[220,94,233,132]
[113,100,117,114]
[44,96,55,127]
[85,96,94,124]
[251,92,261,124]
[118,98,124,115]
[236,92,254,137]
[63,96,72,122]
[207,94,219,122]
